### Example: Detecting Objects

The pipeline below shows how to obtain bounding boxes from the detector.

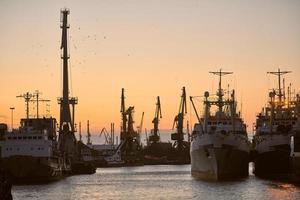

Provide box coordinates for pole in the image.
[10,107,15,131]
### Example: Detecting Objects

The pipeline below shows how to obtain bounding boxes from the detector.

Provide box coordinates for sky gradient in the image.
[0,0,300,136]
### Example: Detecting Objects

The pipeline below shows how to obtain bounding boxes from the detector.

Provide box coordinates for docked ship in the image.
[0,93,67,183]
[253,69,298,179]
[290,133,300,182]
[190,70,250,180]
[290,94,300,181]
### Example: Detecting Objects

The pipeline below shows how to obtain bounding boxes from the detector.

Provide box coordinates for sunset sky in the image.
[0,0,299,137]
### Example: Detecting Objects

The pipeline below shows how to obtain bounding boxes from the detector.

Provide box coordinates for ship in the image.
[290,134,300,182]
[190,70,250,181]
[0,93,68,183]
[253,69,298,179]
[290,94,300,182]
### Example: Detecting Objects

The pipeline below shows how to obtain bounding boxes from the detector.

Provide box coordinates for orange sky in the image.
[0,0,300,136]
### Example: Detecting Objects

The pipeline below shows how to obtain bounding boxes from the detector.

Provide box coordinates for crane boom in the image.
[190,96,201,123]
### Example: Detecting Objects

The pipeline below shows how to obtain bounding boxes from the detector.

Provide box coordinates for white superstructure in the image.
[190,70,250,180]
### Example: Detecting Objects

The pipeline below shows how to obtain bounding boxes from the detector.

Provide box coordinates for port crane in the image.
[149,96,162,144]
[99,123,115,146]
[119,88,142,163]
[171,87,188,152]
[86,120,92,145]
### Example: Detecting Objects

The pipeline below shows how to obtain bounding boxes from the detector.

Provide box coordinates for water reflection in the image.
[12,165,300,200]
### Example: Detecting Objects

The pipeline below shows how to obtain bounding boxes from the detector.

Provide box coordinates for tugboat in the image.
[190,70,250,180]
[253,69,298,179]
[0,93,66,183]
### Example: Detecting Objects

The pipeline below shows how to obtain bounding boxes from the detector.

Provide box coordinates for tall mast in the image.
[59,9,72,131]
[57,9,78,158]
[31,90,50,118]
[87,120,91,145]
[16,92,33,120]
[267,68,291,106]
[120,88,127,141]
[209,69,233,112]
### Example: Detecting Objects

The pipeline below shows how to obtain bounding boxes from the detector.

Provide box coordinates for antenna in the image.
[267,68,291,105]
[16,92,34,119]
[30,90,50,118]
[209,69,233,111]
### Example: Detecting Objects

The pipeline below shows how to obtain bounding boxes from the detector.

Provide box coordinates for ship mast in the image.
[87,120,92,145]
[120,88,127,142]
[267,68,291,107]
[31,90,50,118]
[16,92,33,120]
[209,69,233,113]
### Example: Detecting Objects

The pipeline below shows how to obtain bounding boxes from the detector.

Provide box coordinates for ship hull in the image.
[253,133,292,179]
[254,149,291,179]
[191,147,249,181]
[1,156,63,184]
[290,156,300,182]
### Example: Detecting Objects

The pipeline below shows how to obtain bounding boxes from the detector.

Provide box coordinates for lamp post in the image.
[10,107,15,131]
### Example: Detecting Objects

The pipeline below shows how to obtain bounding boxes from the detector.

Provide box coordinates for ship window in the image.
[33,136,37,139]
[13,137,17,140]
[8,137,11,140]
[213,122,217,125]
[223,122,227,125]
[218,122,222,125]
[208,122,211,125]
[23,136,27,139]
[28,136,32,139]
[18,137,22,139]
[38,136,42,139]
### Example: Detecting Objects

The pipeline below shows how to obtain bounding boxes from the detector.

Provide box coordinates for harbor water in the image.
[12,164,300,200]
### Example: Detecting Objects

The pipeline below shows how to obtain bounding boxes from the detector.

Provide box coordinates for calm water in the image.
[12,164,300,200]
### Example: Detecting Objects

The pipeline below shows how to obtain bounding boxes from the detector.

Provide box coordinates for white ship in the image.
[290,134,300,182]
[253,69,299,178]
[0,92,69,183]
[290,96,300,182]
[190,70,250,180]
